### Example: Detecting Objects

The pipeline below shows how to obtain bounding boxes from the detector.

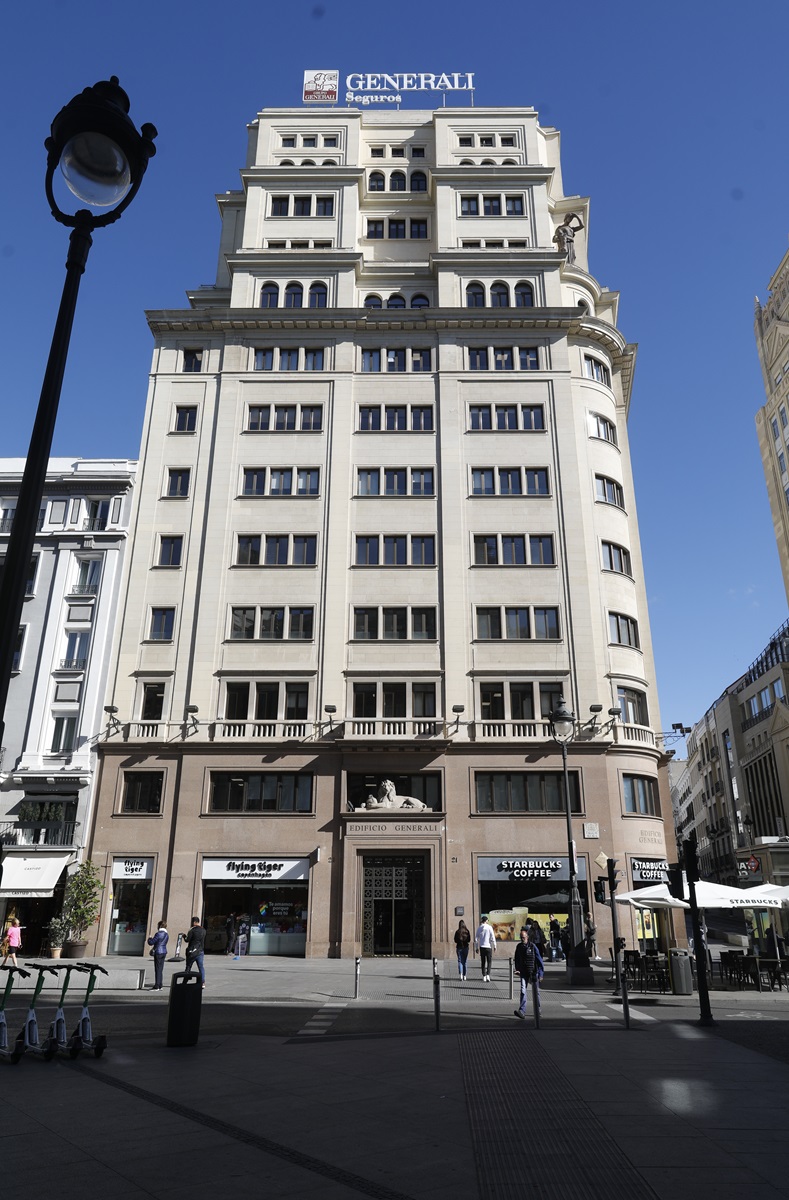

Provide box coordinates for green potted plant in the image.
[47,916,68,960]
[61,860,103,958]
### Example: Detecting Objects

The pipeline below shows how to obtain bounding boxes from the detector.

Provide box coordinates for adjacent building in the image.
[0,458,136,951]
[87,102,672,960]
[756,244,789,604]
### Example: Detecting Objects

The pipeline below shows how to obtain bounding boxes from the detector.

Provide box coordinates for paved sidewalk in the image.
[3,957,789,1199]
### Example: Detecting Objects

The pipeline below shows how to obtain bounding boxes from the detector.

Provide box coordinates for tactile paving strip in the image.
[459,1030,660,1200]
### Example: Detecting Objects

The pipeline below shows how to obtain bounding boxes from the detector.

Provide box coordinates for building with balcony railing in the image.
[0,458,136,949]
[87,100,670,961]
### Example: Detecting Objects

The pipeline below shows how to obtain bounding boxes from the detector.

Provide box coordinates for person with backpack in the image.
[147,919,169,991]
[454,919,471,981]
[513,926,544,1020]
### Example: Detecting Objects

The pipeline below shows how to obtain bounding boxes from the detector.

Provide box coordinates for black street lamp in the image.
[0,79,156,756]
[550,696,593,984]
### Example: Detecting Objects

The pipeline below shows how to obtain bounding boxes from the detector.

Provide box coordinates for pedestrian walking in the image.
[513,926,544,1020]
[183,916,207,987]
[454,919,471,980]
[1,918,22,967]
[224,911,236,955]
[584,912,597,960]
[147,920,169,990]
[549,913,563,962]
[475,915,496,981]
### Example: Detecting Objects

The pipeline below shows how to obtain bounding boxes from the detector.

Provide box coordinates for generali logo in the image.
[303,70,339,103]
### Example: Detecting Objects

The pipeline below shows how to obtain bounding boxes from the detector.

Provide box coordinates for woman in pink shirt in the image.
[2,918,21,967]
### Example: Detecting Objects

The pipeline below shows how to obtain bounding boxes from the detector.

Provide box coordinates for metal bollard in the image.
[354,956,361,1000]
[432,956,438,979]
[531,976,541,1030]
[433,971,441,1032]
[509,957,515,1001]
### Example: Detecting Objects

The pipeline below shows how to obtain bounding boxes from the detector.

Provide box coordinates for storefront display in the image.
[631,858,669,950]
[477,856,588,942]
[109,858,154,955]
[202,858,309,957]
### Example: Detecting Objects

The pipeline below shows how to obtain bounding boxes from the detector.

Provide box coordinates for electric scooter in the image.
[18,963,58,1060]
[72,962,108,1057]
[0,965,30,1064]
[46,964,84,1058]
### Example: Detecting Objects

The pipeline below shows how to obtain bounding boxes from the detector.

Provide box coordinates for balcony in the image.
[0,517,13,533]
[612,722,656,749]
[0,820,80,848]
[469,719,552,741]
[214,720,311,741]
[68,583,99,596]
[345,718,443,739]
[83,518,108,531]
[59,658,87,671]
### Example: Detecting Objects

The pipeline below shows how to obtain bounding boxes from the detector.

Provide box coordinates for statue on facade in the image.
[552,213,584,265]
[361,779,428,811]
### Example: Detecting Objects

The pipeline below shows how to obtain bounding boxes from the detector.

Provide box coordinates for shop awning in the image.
[0,851,73,899]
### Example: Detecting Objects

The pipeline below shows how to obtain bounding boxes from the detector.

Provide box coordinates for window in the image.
[584,355,611,386]
[477,608,502,639]
[141,683,165,721]
[533,608,559,639]
[411,171,427,192]
[780,452,787,475]
[256,684,279,720]
[294,197,311,216]
[284,283,303,309]
[384,536,407,565]
[365,294,382,309]
[609,612,640,648]
[315,196,334,217]
[458,136,473,147]
[602,541,632,575]
[269,468,293,496]
[782,407,788,428]
[388,220,406,239]
[480,684,504,720]
[301,405,323,431]
[483,196,501,216]
[367,220,384,239]
[231,607,256,640]
[529,535,555,565]
[410,220,428,239]
[280,348,299,370]
[183,349,203,373]
[323,136,337,148]
[237,535,261,565]
[384,608,407,640]
[359,406,381,431]
[242,468,266,496]
[24,554,39,594]
[122,772,164,814]
[522,405,544,429]
[411,147,425,158]
[285,683,308,720]
[357,468,380,496]
[297,469,319,496]
[369,172,385,191]
[510,684,534,721]
[501,136,515,147]
[412,406,433,430]
[475,772,581,813]
[624,775,660,817]
[309,282,328,308]
[474,536,498,565]
[595,475,625,508]
[370,147,385,158]
[514,283,534,307]
[470,405,492,430]
[590,413,618,445]
[271,196,289,216]
[274,405,296,430]
[362,349,381,373]
[302,137,317,148]
[260,608,285,639]
[472,468,495,495]
[356,536,379,566]
[12,627,24,671]
[384,468,407,496]
[225,682,249,720]
[254,347,274,372]
[75,558,101,593]
[411,469,434,496]
[469,347,489,370]
[159,536,183,567]
[412,349,431,372]
[385,406,407,430]
[411,294,429,309]
[525,469,549,496]
[63,630,89,669]
[354,608,379,640]
[411,535,435,565]
[391,147,406,158]
[387,294,406,309]
[494,347,514,370]
[174,406,197,433]
[461,196,479,216]
[617,686,648,726]
[506,607,530,639]
[490,282,509,307]
[293,535,317,565]
[466,282,485,306]
[387,349,406,372]
[304,348,324,370]
[496,406,517,431]
[505,196,524,216]
[519,347,539,370]
[149,608,175,641]
[166,469,190,498]
[390,171,406,191]
[412,608,436,639]
[354,684,377,718]
[209,773,313,814]
[502,535,526,565]
[281,137,296,148]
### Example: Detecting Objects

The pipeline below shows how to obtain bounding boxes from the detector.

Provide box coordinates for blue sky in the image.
[2,0,788,738]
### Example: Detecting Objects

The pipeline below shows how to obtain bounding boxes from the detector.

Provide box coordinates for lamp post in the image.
[0,79,156,755]
[550,697,593,985]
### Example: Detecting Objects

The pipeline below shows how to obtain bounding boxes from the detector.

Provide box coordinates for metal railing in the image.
[68,582,99,595]
[82,517,108,531]
[0,820,79,847]
[59,658,87,670]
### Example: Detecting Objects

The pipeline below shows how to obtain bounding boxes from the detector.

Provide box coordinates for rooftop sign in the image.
[303,70,475,106]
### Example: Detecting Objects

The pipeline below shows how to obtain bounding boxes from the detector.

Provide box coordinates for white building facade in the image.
[88,103,671,959]
[0,458,136,949]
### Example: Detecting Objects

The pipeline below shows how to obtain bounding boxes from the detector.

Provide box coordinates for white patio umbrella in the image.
[693,880,783,909]
[614,884,689,909]
[738,884,789,907]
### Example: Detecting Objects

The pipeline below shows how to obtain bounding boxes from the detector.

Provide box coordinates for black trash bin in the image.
[166,971,203,1046]
[669,948,693,995]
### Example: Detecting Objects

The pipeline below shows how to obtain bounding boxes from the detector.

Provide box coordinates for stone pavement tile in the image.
[639,1168,785,1200]
[616,1135,740,1168]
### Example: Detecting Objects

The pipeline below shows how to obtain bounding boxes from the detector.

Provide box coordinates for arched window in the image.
[309,282,328,309]
[281,160,294,166]
[301,160,315,166]
[502,159,516,165]
[284,282,303,309]
[490,281,510,307]
[364,294,383,309]
[390,171,406,192]
[322,160,337,166]
[387,294,406,309]
[410,171,427,193]
[481,159,495,165]
[466,282,486,308]
[260,282,279,309]
[369,172,385,192]
[410,294,429,309]
[459,159,473,165]
[514,282,534,308]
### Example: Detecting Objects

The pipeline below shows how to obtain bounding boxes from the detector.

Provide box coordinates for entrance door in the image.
[362,855,426,957]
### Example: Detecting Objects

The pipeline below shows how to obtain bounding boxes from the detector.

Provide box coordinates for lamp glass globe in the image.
[60,132,131,207]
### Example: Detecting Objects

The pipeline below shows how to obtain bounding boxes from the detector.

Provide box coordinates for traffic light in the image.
[682,837,699,884]
[667,864,684,900]
[607,857,622,893]
[594,877,607,905]
[615,936,626,953]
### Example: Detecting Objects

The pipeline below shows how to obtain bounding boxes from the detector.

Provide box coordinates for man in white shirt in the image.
[475,915,496,981]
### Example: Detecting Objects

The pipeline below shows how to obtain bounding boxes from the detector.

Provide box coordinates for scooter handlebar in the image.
[74,962,109,975]
[23,961,58,976]
[0,965,31,979]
